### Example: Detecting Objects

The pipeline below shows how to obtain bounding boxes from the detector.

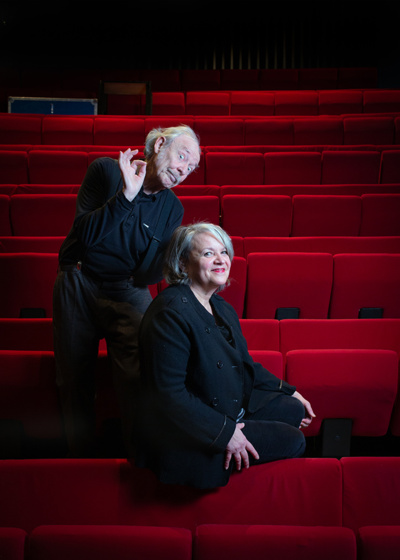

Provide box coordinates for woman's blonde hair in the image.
[163,223,234,291]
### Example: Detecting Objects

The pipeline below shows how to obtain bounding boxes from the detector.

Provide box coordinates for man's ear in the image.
[154,136,166,153]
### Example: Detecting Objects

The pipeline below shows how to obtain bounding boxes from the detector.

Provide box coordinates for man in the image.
[53,125,201,457]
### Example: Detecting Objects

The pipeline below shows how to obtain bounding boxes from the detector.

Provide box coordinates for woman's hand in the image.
[292,391,316,429]
[119,148,147,202]
[225,423,259,471]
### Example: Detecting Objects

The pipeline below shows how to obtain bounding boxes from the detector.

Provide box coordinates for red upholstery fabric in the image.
[151,92,186,115]
[337,67,377,89]
[193,118,245,145]
[259,68,299,90]
[0,195,11,235]
[329,253,400,318]
[0,350,63,439]
[0,151,29,184]
[363,90,400,113]
[291,195,362,236]
[41,116,94,145]
[15,184,80,194]
[0,458,343,533]
[243,236,400,256]
[298,68,338,89]
[0,236,65,253]
[93,118,145,146]
[230,235,244,257]
[246,252,333,319]
[143,117,195,137]
[318,90,363,115]
[172,185,220,197]
[360,194,400,236]
[239,319,280,351]
[205,153,264,185]
[230,91,275,116]
[28,525,192,560]
[379,150,400,184]
[395,117,400,144]
[358,526,400,560]
[0,115,42,144]
[0,318,54,350]
[293,117,344,145]
[264,152,321,185]
[28,151,88,184]
[244,118,294,145]
[341,457,400,533]
[220,69,260,90]
[194,525,356,560]
[0,253,58,317]
[343,117,395,145]
[181,69,221,90]
[274,91,319,116]
[286,349,398,437]
[179,196,220,226]
[321,151,381,184]
[10,194,76,236]
[219,256,247,318]
[249,350,283,379]
[186,92,230,116]
[221,194,292,237]
[0,528,27,560]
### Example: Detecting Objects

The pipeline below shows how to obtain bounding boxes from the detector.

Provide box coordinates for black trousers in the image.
[53,265,152,457]
[242,392,306,464]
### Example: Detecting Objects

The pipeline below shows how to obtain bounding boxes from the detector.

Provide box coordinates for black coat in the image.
[136,283,295,489]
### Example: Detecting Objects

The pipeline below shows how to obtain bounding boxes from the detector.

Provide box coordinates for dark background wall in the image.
[0,1,399,86]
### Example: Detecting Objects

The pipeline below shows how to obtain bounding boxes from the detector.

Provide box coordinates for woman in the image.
[135,223,315,489]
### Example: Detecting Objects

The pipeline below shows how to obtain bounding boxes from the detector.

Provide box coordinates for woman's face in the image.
[185,232,231,294]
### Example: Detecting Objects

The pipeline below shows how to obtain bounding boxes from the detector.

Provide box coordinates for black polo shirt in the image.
[59,157,184,283]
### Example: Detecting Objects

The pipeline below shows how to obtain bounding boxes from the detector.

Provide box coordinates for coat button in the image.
[212,397,219,406]
[217,361,224,369]
[181,297,188,303]
[205,327,211,334]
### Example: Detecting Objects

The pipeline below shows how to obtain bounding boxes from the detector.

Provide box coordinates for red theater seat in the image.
[249,350,283,379]
[0,195,11,235]
[341,457,400,534]
[380,150,400,184]
[0,528,27,560]
[293,117,344,145]
[0,350,64,441]
[230,91,275,116]
[264,152,322,184]
[0,151,29,184]
[205,152,264,185]
[298,68,338,89]
[259,68,299,90]
[0,236,65,253]
[274,91,319,116]
[185,92,230,115]
[0,253,58,318]
[221,194,292,237]
[28,151,88,185]
[0,318,54,350]
[0,114,42,144]
[239,319,280,351]
[219,256,247,318]
[337,67,377,89]
[181,69,221,90]
[291,195,362,236]
[10,194,76,236]
[195,525,356,560]
[360,194,400,236]
[41,116,94,145]
[363,90,400,113]
[329,253,400,318]
[194,118,245,145]
[150,92,185,115]
[220,69,260,90]
[321,151,381,184]
[343,117,395,145]
[28,526,192,560]
[179,196,220,226]
[318,90,363,115]
[93,118,145,146]
[359,526,400,560]
[286,349,398,437]
[143,117,195,137]
[246,252,333,319]
[244,118,294,145]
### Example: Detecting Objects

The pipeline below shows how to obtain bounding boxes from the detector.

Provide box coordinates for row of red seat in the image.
[0,456,398,558]
[1,252,399,320]
[2,113,400,145]
[2,149,400,185]
[1,193,399,237]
